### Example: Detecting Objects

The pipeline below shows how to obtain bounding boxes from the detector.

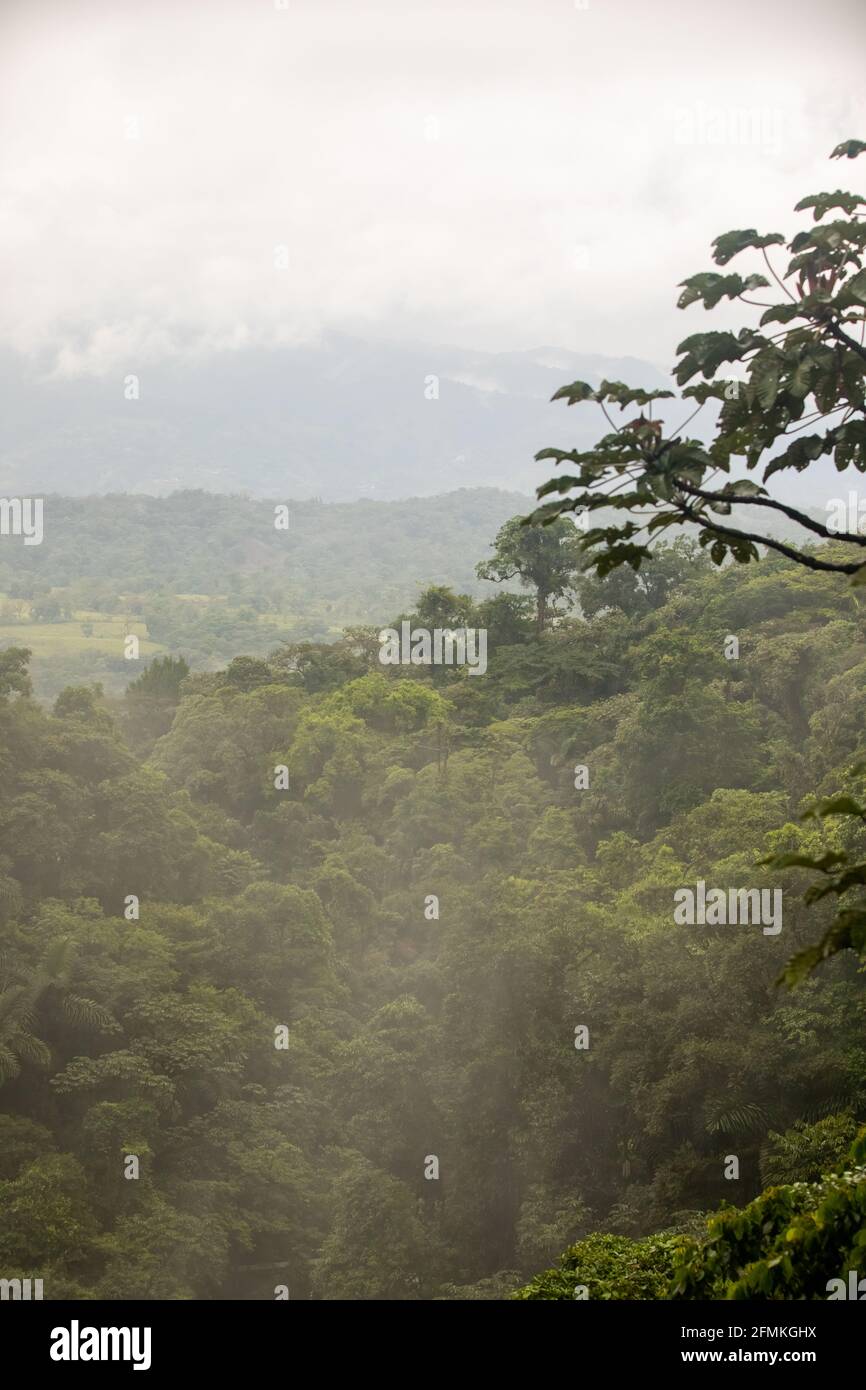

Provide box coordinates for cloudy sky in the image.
[1,0,864,377]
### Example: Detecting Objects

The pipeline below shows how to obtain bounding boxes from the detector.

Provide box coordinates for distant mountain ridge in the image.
[0,337,669,501]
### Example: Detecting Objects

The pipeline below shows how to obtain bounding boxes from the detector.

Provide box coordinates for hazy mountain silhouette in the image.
[0,337,669,501]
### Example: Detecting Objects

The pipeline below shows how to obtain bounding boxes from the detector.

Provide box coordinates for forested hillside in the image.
[2,536,864,1299]
[0,489,525,700]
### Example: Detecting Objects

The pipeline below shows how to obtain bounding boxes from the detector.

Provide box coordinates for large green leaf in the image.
[711,229,785,266]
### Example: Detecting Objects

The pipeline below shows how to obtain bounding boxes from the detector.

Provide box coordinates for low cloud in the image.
[1,0,863,375]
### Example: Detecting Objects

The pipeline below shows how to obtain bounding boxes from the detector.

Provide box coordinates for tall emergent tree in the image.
[532,139,866,579]
[476,515,582,631]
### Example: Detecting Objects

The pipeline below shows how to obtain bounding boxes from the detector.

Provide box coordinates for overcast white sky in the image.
[1,0,864,376]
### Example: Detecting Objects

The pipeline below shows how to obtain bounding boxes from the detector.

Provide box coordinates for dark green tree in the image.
[476,515,582,631]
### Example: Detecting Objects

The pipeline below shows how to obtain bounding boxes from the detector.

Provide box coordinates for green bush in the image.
[518,1127,866,1301]
[514,1232,682,1300]
[672,1131,866,1299]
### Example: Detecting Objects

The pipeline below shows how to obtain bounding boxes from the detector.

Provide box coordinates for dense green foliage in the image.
[673,1140,866,1300]
[2,526,865,1298]
[762,784,866,985]
[515,1232,683,1301]
[517,146,866,1301]
[518,1123,866,1300]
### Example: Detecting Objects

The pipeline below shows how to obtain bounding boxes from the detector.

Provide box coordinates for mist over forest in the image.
[2,532,864,1301]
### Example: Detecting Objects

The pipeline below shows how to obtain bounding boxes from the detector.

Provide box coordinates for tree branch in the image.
[762,248,798,304]
[824,318,866,366]
[676,503,865,574]
[675,480,866,546]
